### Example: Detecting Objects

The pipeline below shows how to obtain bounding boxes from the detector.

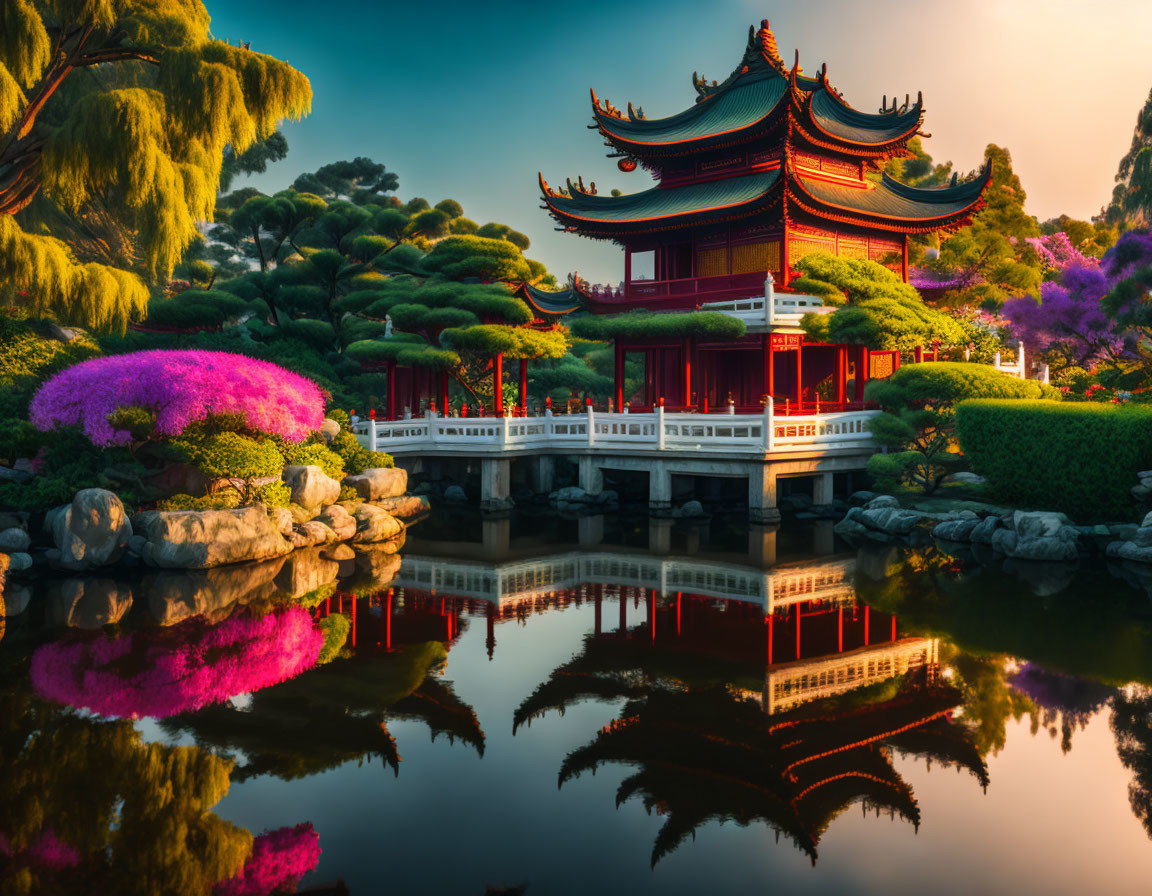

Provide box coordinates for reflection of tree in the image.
[1010,663,1115,753]
[517,630,986,866]
[164,642,484,780]
[0,683,250,896]
[945,648,1036,757]
[1111,687,1152,838]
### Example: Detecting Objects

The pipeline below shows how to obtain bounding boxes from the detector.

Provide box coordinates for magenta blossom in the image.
[214,824,321,896]
[0,829,81,871]
[29,350,325,446]
[30,607,324,719]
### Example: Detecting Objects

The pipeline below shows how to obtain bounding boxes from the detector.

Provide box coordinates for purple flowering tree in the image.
[1026,232,1098,275]
[29,350,325,446]
[1003,264,1128,372]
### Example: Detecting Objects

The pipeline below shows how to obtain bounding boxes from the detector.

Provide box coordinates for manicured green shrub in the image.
[956,400,1152,519]
[570,311,745,342]
[327,428,393,473]
[254,480,291,508]
[865,363,1059,493]
[158,490,244,512]
[281,440,345,479]
[316,614,351,664]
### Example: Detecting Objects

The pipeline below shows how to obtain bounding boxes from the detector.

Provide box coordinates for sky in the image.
[208,0,1152,285]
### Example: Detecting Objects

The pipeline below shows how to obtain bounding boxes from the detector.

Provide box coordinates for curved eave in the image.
[806,86,924,148]
[519,282,584,316]
[592,73,789,154]
[786,162,992,234]
[542,169,782,237]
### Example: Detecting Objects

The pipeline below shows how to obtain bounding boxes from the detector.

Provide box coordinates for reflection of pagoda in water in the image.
[484,553,989,865]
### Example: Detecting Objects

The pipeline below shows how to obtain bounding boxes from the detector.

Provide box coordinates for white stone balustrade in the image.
[354,404,879,457]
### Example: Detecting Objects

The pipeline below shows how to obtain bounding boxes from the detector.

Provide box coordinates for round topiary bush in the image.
[29,350,325,446]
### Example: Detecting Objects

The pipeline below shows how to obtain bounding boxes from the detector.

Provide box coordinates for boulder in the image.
[946,471,987,485]
[0,527,30,553]
[344,467,407,501]
[969,516,1003,544]
[320,418,342,442]
[864,495,900,510]
[143,556,287,626]
[443,485,468,504]
[283,465,342,512]
[350,547,403,592]
[350,503,403,543]
[932,516,982,542]
[370,495,430,519]
[856,505,929,535]
[46,579,133,629]
[551,486,589,504]
[46,488,132,571]
[316,505,356,541]
[849,490,876,506]
[7,552,32,572]
[832,516,870,537]
[676,500,706,518]
[1011,510,1072,540]
[294,520,337,547]
[268,506,295,537]
[133,504,292,569]
[0,467,33,484]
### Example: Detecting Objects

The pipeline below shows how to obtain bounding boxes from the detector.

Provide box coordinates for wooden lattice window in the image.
[838,239,869,260]
[731,240,781,275]
[788,237,834,264]
[696,246,729,278]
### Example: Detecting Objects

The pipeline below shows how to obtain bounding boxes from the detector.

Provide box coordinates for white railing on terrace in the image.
[352,401,879,456]
[393,552,856,611]
[699,273,832,331]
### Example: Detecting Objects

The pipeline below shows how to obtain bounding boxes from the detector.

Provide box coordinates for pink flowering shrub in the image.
[29,350,325,446]
[30,607,324,719]
[0,829,81,871]
[214,823,321,896]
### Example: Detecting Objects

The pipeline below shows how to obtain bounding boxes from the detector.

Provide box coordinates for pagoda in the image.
[529,19,992,413]
[540,19,991,304]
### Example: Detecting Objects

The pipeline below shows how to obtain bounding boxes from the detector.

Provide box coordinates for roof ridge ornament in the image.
[757,19,786,73]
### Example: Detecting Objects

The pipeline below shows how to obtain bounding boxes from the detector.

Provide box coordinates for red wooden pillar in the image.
[794,604,802,660]
[836,347,846,407]
[901,234,909,283]
[614,341,625,410]
[492,353,504,415]
[701,353,710,413]
[645,350,654,407]
[486,603,495,660]
[794,346,803,409]
[385,589,392,651]
[838,607,844,652]
[891,615,897,641]
[856,345,870,401]
[624,246,632,294]
[914,345,924,364]
[781,216,791,288]
[594,587,602,636]
[682,338,693,409]
[518,357,528,412]
[386,359,396,420]
[863,604,870,645]
[351,593,357,648]
[766,613,774,666]
[440,369,449,417]
[647,589,656,643]
[676,593,682,637]
[619,590,627,632]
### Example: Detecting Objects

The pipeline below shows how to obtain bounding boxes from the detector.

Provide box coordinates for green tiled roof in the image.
[547,170,780,225]
[808,89,922,145]
[596,72,788,147]
[523,283,583,314]
[793,167,991,221]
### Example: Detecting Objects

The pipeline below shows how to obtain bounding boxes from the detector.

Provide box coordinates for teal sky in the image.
[208,0,1152,284]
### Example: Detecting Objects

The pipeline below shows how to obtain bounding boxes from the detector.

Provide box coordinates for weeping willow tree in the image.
[0,0,312,332]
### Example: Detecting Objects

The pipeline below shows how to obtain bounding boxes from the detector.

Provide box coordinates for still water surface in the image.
[6,511,1152,895]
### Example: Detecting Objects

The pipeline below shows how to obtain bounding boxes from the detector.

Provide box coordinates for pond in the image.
[4,510,1152,895]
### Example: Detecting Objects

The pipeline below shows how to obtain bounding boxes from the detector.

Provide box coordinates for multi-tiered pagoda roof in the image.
[539,20,991,250]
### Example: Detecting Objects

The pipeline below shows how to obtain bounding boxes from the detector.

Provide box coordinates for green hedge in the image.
[956,400,1152,520]
[569,311,745,343]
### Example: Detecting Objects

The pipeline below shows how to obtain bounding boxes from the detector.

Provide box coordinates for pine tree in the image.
[0,1,312,332]
[1105,87,1152,226]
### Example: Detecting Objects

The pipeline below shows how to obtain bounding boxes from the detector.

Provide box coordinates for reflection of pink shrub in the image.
[214,823,321,896]
[29,350,325,446]
[0,829,81,871]
[30,607,324,719]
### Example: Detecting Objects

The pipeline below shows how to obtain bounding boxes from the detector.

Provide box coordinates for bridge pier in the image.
[482,517,511,557]
[748,466,781,524]
[531,455,556,494]
[578,456,603,495]
[813,471,835,506]
[649,518,673,554]
[648,463,672,515]
[749,524,778,566]
[480,458,513,513]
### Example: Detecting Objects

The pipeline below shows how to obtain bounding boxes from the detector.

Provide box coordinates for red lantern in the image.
[617,158,637,173]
